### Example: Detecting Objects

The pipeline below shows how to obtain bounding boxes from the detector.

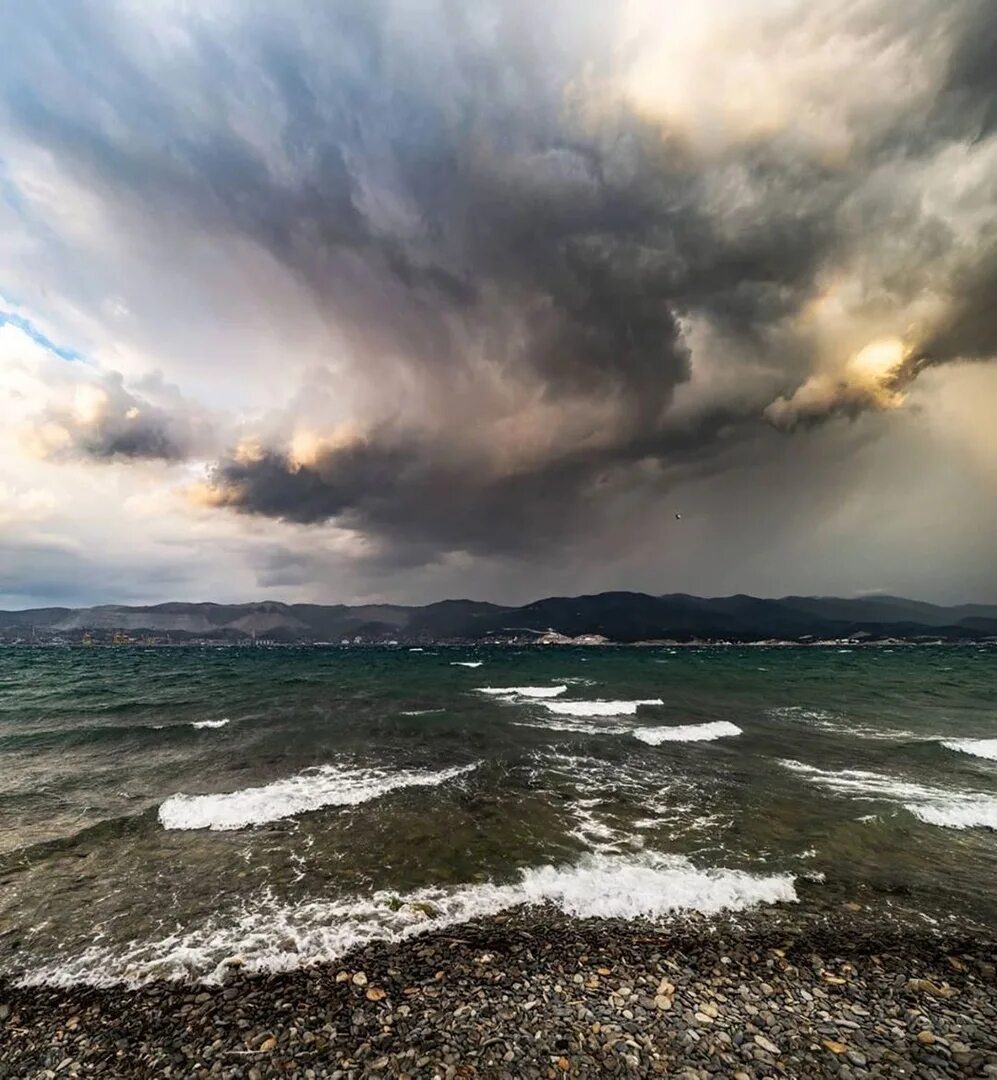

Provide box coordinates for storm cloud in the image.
[1,0,996,600]
[24,369,216,463]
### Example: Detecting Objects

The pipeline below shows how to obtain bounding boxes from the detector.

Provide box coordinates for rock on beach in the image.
[1,905,995,1079]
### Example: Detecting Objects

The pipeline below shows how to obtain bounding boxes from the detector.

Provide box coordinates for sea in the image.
[1,644,994,988]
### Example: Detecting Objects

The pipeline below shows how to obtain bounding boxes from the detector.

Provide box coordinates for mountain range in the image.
[2,593,996,643]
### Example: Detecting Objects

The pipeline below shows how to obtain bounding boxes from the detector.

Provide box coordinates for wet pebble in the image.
[1,907,994,1079]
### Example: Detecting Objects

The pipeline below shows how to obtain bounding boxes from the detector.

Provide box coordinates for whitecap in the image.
[512,718,617,735]
[18,852,796,987]
[514,711,730,741]
[567,798,627,852]
[632,721,741,745]
[941,738,997,762]
[190,719,230,730]
[907,801,997,829]
[771,706,918,741]
[158,762,478,831]
[780,760,997,831]
[477,685,567,698]
[451,661,483,668]
[543,699,663,718]
[399,709,444,717]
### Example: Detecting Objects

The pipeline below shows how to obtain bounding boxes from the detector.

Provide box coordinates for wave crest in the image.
[781,760,997,831]
[158,761,478,831]
[17,853,796,987]
[633,721,741,745]
[477,685,567,698]
[544,699,663,718]
[941,738,997,762]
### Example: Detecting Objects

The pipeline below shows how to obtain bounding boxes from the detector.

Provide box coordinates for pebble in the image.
[1,907,994,1079]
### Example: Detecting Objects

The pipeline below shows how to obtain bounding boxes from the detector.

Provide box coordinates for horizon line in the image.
[2,590,997,614]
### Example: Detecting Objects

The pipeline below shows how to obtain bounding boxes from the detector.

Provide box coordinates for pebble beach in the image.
[3,904,995,1079]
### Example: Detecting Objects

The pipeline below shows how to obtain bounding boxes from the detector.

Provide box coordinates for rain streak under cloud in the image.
[1,0,996,607]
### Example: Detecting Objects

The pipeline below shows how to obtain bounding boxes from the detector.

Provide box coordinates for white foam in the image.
[781,760,997,831]
[775,707,997,752]
[408,647,424,652]
[399,709,444,716]
[513,711,732,742]
[941,738,997,762]
[907,801,997,829]
[190,719,230,730]
[568,798,627,852]
[451,661,483,668]
[512,718,618,735]
[543,699,663,718]
[477,685,567,698]
[771,706,919,741]
[18,852,796,987]
[633,721,741,745]
[158,762,478,831]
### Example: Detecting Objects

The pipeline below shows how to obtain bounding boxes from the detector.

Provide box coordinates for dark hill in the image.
[1,592,994,643]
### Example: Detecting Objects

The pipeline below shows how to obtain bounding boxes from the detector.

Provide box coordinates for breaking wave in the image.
[780,760,997,831]
[941,738,997,762]
[911,801,997,829]
[190,718,230,730]
[158,762,478,831]
[770,706,918,741]
[633,721,742,745]
[543,699,663,718]
[477,685,567,698]
[17,852,796,987]
[775,709,997,762]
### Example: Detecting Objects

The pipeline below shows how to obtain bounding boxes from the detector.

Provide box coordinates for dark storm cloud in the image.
[28,370,215,463]
[206,405,764,558]
[913,246,997,369]
[2,1,815,403]
[940,0,997,140]
[4,0,997,564]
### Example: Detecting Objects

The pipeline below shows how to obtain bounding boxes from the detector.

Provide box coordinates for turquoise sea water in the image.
[0,644,994,985]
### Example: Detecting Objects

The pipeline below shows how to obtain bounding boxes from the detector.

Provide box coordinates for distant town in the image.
[2,591,994,648]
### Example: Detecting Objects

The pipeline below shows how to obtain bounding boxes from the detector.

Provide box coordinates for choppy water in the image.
[0,644,994,986]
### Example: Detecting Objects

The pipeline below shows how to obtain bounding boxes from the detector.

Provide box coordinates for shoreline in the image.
[4,640,996,649]
[3,905,995,1078]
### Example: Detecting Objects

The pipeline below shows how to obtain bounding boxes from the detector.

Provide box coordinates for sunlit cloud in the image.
[0,0,995,606]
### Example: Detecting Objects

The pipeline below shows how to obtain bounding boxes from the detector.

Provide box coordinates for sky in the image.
[1,0,996,609]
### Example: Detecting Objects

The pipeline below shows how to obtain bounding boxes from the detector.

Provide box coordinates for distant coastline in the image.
[2,591,996,647]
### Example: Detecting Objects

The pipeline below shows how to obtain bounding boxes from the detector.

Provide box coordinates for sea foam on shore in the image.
[16,852,796,987]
